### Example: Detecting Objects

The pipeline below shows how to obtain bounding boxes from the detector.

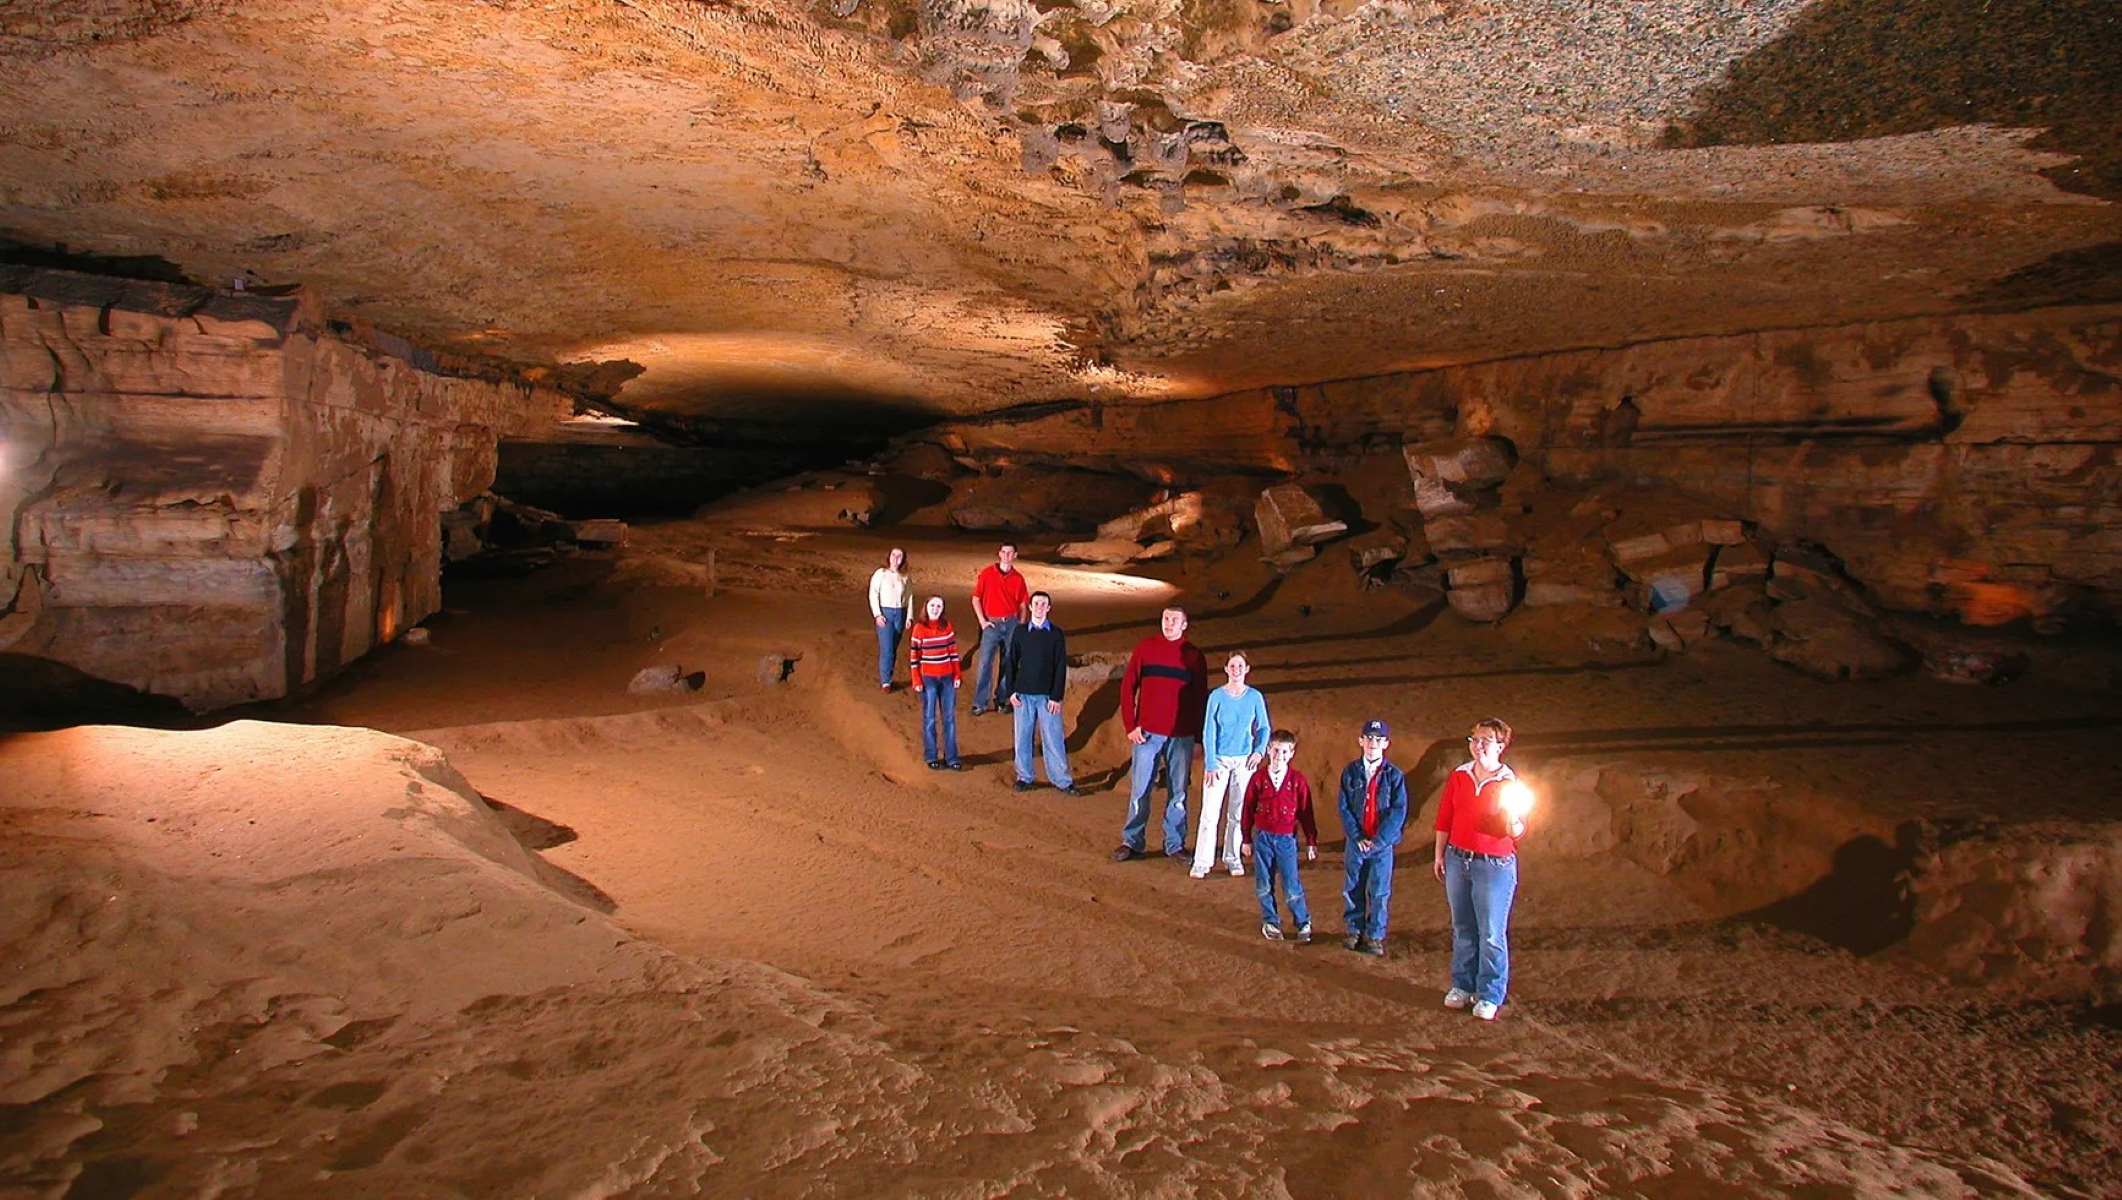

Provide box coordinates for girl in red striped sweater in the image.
[906,596,965,770]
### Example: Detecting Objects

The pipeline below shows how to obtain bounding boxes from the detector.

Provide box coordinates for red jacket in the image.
[1119,634,1208,738]
[1435,762,1520,857]
[907,619,962,682]
[1242,767,1318,845]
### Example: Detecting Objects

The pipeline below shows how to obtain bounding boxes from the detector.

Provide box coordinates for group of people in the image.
[869,542,1081,788]
[866,543,1530,1019]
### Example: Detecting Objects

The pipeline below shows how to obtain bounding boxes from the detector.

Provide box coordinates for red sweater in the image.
[907,619,962,682]
[1242,767,1318,845]
[1435,763,1520,857]
[1120,634,1208,738]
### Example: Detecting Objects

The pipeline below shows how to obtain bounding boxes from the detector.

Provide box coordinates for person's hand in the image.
[1205,770,1224,789]
[1127,727,1147,745]
[1432,855,1445,882]
[1509,818,1526,839]
[1305,845,1318,863]
[1245,753,1262,772]
[874,614,887,628]
[1046,698,1062,715]
[1009,694,1022,709]
[1357,838,1374,853]
[1240,843,1251,858]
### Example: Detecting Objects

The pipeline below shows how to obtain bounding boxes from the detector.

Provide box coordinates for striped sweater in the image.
[907,619,963,682]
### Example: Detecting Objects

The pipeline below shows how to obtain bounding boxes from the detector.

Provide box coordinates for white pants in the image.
[1193,755,1256,874]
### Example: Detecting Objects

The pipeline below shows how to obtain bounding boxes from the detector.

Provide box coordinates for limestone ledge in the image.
[0,269,572,710]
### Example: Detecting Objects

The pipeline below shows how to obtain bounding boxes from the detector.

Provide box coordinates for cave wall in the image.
[495,424,818,519]
[0,268,566,711]
[927,304,2122,623]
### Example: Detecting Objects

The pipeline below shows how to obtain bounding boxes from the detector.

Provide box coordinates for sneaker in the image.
[926,760,945,771]
[1295,924,1313,944]
[1110,846,1143,862]
[1261,923,1284,941]
[1013,780,1037,792]
[1443,988,1473,1010]
[880,683,892,692]
[1472,1001,1499,1021]
[970,706,987,717]
[1343,933,1363,952]
[1227,863,1245,877]
[946,761,965,771]
[1356,937,1385,957]
[1058,784,1087,797]
[1188,867,1210,879]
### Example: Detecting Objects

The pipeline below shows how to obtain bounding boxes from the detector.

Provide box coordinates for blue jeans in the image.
[1011,693,1072,788]
[874,606,906,687]
[973,618,1017,709]
[1446,848,1517,1006]
[1253,832,1311,929]
[1121,732,1194,854]
[1342,843,1395,941]
[920,677,959,765]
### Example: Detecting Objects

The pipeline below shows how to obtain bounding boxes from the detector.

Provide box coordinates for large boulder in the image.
[949,505,1042,533]
[1099,490,1247,551]
[1445,556,1517,622]
[1423,511,1514,558]
[1402,437,1517,518]
[1254,485,1348,556]
[1620,545,1713,614]
[1055,538,1150,564]
[1766,599,1913,680]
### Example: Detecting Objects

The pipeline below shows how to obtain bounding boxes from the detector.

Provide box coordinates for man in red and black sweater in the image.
[1111,606,1209,861]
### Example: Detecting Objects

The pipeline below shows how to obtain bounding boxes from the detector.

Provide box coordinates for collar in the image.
[1454,761,1517,785]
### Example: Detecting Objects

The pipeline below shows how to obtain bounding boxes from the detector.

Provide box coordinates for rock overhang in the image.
[0,0,2113,429]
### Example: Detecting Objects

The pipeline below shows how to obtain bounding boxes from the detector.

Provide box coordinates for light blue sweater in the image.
[1202,685,1271,762]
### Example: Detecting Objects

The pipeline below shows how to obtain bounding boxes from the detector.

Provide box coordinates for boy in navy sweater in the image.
[1337,718,1409,956]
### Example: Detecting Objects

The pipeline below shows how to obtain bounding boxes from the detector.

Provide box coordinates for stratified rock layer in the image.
[924,304,2122,623]
[0,268,565,710]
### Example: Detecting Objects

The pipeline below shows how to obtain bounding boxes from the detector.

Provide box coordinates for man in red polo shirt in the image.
[970,542,1030,715]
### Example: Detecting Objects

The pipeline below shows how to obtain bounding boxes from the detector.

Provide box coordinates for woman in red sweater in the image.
[1432,717,1529,1021]
[906,595,965,771]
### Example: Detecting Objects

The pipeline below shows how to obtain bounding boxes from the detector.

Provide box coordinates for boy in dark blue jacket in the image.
[1337,718,1409,956]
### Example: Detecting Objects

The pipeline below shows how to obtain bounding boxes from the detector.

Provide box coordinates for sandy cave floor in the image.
[9,517,2122,1196]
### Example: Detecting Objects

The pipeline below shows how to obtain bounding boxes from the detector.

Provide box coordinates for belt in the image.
[1449,846,1515,866]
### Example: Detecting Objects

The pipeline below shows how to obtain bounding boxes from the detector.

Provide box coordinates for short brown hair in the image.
[1470,718,1513,750]
[1268,728,1297,748]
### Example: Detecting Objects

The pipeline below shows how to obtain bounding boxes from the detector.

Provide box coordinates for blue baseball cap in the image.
[1361,719,1390,738]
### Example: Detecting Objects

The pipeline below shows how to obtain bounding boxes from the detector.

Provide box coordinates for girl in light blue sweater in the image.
[1191,651,1272,878]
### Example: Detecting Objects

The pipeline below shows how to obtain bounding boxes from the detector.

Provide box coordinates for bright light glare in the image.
[1500,780,1536,823]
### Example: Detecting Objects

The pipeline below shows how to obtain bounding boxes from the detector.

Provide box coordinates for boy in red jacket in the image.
[1241,729,1319,942]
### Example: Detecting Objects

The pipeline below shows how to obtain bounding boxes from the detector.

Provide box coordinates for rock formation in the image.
[0,268,565,710]
[923,306,2122,626]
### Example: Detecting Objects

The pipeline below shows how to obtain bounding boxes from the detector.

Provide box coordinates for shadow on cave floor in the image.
[1733,828,1923,956]
[1268,658,1662,696]
[478,792,616,913]
[1663,0,2122,200]
[0,654,204,733]
[1516,714,2122,751]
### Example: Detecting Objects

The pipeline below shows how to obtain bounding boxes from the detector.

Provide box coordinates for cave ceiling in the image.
[1,0,2115,432]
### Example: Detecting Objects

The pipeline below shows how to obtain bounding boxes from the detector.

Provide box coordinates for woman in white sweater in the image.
[868,547,912,690]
